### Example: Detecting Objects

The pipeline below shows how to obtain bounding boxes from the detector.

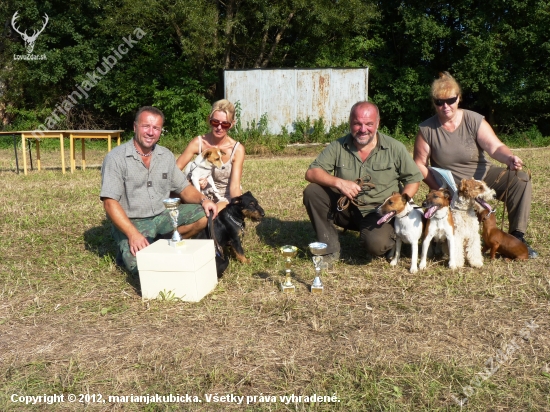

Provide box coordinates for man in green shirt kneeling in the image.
[303,101,423,263]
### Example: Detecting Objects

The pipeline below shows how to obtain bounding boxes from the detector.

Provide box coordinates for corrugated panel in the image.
[224,70,261,128]
[224,68,368,134]
[329,68,368,127]
[260,70,296,134]
[296,69,331,126]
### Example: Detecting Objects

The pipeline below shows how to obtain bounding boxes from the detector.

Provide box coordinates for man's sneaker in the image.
[511,231,539,259]
[322,251,340,269]
[115,250,125,267]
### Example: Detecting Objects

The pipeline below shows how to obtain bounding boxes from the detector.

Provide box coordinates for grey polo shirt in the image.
[308,132,422,215]
[100,139,189,218]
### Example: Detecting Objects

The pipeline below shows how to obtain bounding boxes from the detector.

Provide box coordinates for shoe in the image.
[115,250,125,266]
[321,251,340,269]
[511,231,539,259]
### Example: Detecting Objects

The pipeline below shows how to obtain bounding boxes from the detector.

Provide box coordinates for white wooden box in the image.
[136,239,217,302]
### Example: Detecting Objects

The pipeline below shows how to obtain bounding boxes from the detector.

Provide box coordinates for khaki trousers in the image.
[483,166,532,234]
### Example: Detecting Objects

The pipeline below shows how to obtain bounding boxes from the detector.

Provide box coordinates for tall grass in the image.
[0,147,549,411]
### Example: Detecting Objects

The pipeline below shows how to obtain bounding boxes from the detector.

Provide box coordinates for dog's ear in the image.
[443,188,451,199]
[401,193,411,202]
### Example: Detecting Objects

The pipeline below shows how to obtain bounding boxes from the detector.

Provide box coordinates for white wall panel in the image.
[224,68,368,134]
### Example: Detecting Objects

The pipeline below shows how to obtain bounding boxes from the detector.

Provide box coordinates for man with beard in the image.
[303,101,423,263]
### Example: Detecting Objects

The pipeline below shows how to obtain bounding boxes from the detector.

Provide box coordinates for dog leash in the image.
[207,214,225,259]
[493,166,531,231]
[186,162,198,181]
[336,177,376,211]
[482,209,496,221]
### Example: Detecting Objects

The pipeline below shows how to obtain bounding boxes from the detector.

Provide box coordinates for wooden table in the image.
[0,130,123,175]
[68,130,123,173]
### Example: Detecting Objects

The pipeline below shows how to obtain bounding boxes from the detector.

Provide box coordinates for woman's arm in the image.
[176,137,200,170]
[228,143,245,198]
[476,119,524,170]
[413,131,440,190]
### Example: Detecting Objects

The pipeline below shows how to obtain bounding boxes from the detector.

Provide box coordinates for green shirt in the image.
[308,132,423,215]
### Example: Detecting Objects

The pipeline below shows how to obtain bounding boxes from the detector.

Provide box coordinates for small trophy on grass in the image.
[280,245,298,292]
[163,198,185,247]
[309,242,327,293]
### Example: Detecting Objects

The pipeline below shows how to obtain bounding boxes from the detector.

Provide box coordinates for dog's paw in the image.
[390,259,398,267]
[409,266,418,274]
[419,260,427,270]
[235,254,250,264]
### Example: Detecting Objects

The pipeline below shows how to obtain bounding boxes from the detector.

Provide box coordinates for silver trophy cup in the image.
[280,245,298,292]
[309,242,327,293]
[162,198,185,247]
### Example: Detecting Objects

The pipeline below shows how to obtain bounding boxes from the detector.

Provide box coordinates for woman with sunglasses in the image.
[176,99,245,210]
[413,72,537,258]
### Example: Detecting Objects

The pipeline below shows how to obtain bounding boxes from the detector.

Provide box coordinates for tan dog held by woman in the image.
[377,192,424,273]
[184,148,225,198]
[476,209,529,260]
[419,188,456,270]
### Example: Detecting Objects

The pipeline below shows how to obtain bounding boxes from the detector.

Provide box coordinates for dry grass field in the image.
[0,144,549,411]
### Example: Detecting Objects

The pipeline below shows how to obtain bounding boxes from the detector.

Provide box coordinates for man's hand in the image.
[202,198,218,219]
[103,198,148,257]
[335,178,362,199]
[127,232,150,256]
[305,168,361,198]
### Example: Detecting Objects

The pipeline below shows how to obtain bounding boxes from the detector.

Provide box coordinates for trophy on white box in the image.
[280,245,298,292]
[308,242,327,293]
[162,198,185,247]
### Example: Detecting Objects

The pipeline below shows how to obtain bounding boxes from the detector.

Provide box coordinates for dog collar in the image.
[396,202,421,218]
[228,214,244,232]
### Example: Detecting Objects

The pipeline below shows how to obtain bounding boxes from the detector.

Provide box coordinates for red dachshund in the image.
[476,209,528,260]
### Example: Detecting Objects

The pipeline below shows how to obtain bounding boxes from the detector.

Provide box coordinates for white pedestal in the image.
[136,239,218,302]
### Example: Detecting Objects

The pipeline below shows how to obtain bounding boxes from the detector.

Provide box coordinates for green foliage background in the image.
[1,0,549,143]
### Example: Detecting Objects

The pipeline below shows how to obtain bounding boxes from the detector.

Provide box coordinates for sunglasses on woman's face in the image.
[434,96,458,106]
[210,119,232,129]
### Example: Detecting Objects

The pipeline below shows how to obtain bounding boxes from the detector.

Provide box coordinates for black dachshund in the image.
[199,191,265,276]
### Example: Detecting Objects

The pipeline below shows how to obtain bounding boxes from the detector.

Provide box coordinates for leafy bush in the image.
[232,103,287,153]
[502,125,550,148]
[152,81,211,153]
[4,106,64,132]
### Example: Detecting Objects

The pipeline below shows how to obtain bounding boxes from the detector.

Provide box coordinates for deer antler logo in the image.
[11,11,49,54]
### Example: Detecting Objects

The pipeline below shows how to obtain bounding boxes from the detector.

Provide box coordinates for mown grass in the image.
[0,146,549,411]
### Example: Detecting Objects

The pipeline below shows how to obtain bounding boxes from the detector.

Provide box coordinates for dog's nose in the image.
[422,201,428,207]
